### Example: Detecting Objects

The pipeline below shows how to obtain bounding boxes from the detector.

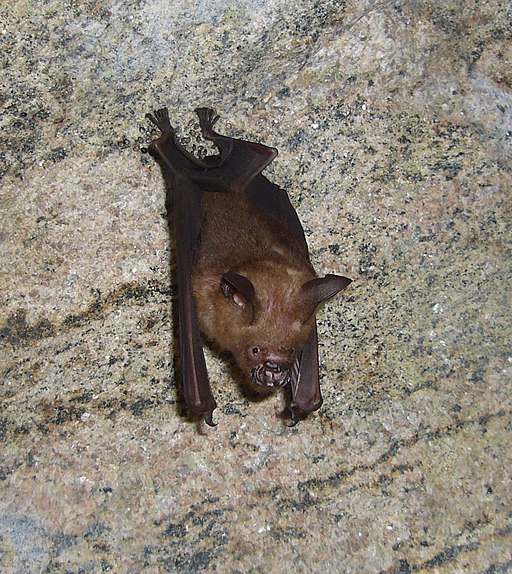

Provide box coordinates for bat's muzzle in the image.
[251,360,291,389]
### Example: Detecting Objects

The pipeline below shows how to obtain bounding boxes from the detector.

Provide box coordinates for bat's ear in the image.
[221,271,256,323]
[300,274,352,322]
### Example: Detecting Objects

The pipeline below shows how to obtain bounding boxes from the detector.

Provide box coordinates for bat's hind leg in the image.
[195,107,221,140]
[147,107,210,171]
[195,107,234,161]
[194,107,278,189]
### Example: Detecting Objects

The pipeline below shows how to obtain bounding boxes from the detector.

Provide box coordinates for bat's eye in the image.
[252,347,260,355]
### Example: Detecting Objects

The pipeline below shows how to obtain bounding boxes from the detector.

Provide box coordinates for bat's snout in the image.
[251,359,292,390]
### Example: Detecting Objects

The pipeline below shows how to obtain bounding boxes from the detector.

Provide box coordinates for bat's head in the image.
[208,269,352,393]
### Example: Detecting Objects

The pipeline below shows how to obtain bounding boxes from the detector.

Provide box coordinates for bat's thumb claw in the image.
[287,406,300,427]
[204,409,217,427]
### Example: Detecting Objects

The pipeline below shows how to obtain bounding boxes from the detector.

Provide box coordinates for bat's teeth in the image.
[252,365,291,389]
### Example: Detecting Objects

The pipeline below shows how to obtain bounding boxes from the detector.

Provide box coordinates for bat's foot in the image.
[146,107,175,135]
[195,107,220,140]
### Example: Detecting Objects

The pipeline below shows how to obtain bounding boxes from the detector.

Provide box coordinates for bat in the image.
[145,106,352,426]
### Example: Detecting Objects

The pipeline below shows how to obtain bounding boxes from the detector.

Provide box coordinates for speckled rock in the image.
[1,1,511,572]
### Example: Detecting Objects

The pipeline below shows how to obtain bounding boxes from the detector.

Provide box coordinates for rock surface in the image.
[1,0,511,572]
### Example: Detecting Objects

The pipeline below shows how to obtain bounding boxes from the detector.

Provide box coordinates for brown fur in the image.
[192,190,317,388]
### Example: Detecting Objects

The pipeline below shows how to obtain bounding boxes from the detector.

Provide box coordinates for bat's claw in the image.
[195,107,220,139]
[204,408,217,427]
[146,107,175,134]
[287,406,300,427]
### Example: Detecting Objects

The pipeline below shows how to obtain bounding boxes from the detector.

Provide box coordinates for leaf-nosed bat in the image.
[145,106,352,426]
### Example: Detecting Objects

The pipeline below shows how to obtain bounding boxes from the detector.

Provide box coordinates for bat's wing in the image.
[146,109,217,425]
[289,322,321,424]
